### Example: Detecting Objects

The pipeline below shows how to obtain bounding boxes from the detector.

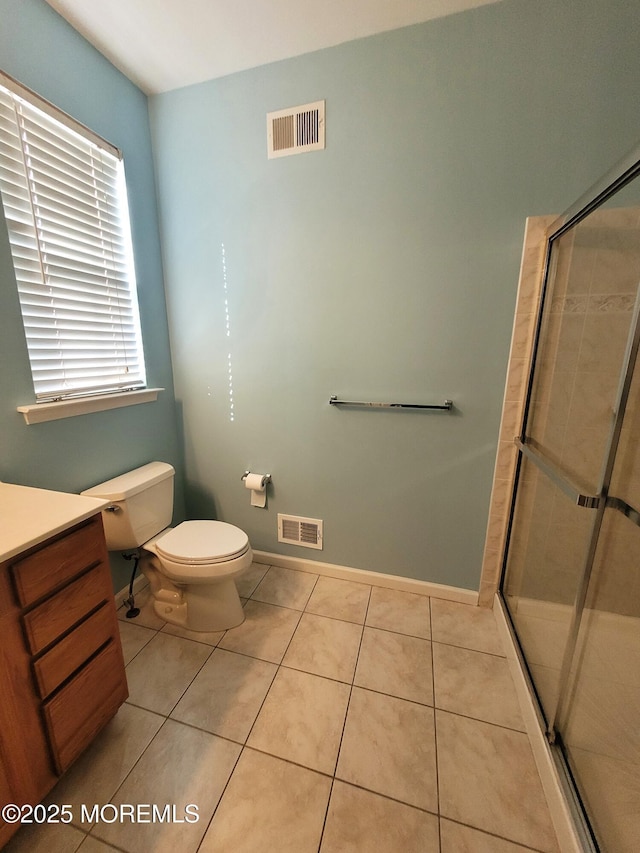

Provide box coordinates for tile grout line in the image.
[192,739,245,853]
[430,636,508,659]
[315,582,373,853]
[152,565,275,852]
[433,705,529,735]
[429,596,442,853]
[85,714,174,843]
[184,569,289,849]
[84,836,132,852]
[124,683,528,750]
[234,568,327,850]
[88,603,170,825]
[116,592,248,853]
[441,816,553,853]
[240,611,307,746]
[315,776,335,853]
[217,562,319,830]
[164,638,217,718]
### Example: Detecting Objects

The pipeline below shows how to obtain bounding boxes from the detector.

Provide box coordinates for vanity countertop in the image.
[0,482,108,562]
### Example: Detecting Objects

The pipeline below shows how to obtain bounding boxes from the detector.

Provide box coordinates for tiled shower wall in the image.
[480,208,640,614]
[478,215,555,607]
[570,206,640,617]
[530,207,640,492]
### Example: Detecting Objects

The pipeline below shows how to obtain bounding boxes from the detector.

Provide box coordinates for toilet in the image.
[82,461,252,632]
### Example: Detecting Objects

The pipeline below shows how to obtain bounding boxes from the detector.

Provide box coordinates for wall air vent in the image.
[267,100,325,159]
[277,514,323,549]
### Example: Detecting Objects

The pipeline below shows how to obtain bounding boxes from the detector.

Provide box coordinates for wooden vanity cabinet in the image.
[0,513,127,848]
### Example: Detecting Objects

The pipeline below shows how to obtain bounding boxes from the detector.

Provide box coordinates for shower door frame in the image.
[499,140,640,850]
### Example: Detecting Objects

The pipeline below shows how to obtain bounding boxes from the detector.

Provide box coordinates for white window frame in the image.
[0,72,157,422]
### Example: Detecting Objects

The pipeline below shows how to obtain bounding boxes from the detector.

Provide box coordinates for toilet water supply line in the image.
[122,551,141,618]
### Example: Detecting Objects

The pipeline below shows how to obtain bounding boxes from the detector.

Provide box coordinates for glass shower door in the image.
[557,344,640,852]
[501,154,640,850]
[503,188,640,726]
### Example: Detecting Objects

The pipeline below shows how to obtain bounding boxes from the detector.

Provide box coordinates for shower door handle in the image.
[515,439,601,509]
[606,496,640,529]
[516,440,640,527]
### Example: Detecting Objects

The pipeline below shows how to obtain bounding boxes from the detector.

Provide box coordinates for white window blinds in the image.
[0,74,146,402]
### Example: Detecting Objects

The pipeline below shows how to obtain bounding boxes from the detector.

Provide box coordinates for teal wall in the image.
[0,0,184,591]
[150,0,640,590]
[1,0,639,594]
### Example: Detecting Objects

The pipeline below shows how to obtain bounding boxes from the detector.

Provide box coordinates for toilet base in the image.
[141,554,246,632]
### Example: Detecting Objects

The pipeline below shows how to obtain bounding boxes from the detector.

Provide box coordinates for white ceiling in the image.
[44,0,503,95]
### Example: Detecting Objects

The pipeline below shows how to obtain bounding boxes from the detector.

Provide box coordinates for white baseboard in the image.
[114,573,148,610]
[115,552,478,608]
[493,594,588,853]
[252,550,478,606]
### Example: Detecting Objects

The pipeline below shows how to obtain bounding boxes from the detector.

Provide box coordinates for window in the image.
[0,72,146,403]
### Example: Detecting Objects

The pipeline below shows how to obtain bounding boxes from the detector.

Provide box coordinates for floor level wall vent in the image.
[277,514,323,549]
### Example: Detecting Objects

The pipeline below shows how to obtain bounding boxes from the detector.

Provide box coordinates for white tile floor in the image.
[5,563,560,853]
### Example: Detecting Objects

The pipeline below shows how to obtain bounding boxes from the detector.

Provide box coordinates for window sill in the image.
[17,388,164,425]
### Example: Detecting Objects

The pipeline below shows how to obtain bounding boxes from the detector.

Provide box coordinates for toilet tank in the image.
[81,462,175,551]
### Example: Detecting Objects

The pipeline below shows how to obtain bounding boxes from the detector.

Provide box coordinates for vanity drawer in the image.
[11,517,105,607]
[22,564,111,655]
[33,603,115,699]
[43,639,128,774]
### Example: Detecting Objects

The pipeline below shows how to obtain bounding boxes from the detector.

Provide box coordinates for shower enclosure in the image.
[500,147,640,852]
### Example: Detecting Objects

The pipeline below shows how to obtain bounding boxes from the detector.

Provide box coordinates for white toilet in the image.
[82,461,252,632]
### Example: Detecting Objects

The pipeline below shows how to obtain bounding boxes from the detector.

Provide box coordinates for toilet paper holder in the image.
[241,471,271,486]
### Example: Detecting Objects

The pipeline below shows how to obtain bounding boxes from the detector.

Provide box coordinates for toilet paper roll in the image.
[245,472,268,508]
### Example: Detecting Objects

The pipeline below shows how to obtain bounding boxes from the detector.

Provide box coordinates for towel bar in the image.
[329,396,453,411]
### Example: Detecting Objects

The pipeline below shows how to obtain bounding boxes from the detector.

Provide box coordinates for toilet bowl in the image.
[142,520,252,631]
[82,462,253,632]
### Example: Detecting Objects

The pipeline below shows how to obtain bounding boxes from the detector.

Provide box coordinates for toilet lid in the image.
[156,520,249,564]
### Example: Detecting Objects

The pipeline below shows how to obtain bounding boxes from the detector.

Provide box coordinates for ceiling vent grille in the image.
[267,101,325,159]
[277,514,323,549]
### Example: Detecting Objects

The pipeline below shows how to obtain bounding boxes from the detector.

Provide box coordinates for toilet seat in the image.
[155,520,250,565]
